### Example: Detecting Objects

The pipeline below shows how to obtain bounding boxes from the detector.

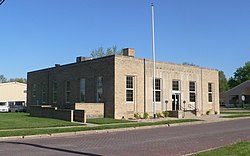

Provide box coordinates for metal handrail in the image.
[188,104,199,113]
[180,106,186,111]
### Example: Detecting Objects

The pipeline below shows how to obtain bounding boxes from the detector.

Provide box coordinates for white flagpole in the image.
[151,2,156,118]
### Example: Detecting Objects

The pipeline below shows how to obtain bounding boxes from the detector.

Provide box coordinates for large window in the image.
[154,78,161,102]
[208,83,213,102]
[65,81,71,103]
[96,77,103,102]
[80,79,86,102]
[126,76,134,102]
[52,82,57,103]
[189,81,196,102]
[172,80,180,91]
[42,83,46,104]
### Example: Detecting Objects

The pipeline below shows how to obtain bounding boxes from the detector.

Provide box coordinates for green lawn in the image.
[0,113,79,130]
[0,116,201,137]
[220,111,250,118]
[220,112,250,115]
[87,118,134,124]
[193,142,250,156]
[220,114,250,118]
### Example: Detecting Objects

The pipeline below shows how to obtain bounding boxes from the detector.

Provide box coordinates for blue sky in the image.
[0,0,249,79]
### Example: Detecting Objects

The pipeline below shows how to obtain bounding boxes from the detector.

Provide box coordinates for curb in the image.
[1,117,250,141]
[0,120,204,141]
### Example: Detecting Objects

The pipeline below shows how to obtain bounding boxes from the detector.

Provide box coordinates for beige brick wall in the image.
[28,54,219,119]
[144,60,219,116]
[201,68,220,115]
[145,61,203,116]
[75,103,104,118]
[114,56,145,119]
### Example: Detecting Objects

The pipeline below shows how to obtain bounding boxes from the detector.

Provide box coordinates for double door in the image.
[172,94,181,111]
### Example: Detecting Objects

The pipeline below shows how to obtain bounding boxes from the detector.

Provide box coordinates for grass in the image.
[0,113,79,130]
[0,119,201,137]
[220,111,250,118]
[87,118,134,124]
[193,142,250,156]
[220,114,250,118]
[220,112,250,114]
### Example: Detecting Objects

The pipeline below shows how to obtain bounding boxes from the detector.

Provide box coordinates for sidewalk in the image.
[1,114,250,141]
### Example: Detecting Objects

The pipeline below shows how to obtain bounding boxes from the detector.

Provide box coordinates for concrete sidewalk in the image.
[1,113,250,141]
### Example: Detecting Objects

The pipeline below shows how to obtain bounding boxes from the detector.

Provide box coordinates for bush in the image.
[215,111,218,115]
[162,111,169,117]
[134,113,141,119]
[156,112,162,118]
[206,110,211,115]
[143,112,149,119]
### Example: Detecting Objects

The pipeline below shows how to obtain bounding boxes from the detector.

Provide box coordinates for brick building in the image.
[27,48,219,119]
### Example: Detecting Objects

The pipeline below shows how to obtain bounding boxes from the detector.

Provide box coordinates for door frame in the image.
[172,93,181,111]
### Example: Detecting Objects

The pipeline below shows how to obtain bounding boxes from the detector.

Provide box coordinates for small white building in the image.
[0,82,27,111]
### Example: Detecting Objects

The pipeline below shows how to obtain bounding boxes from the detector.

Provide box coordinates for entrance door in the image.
[172,94,180,111]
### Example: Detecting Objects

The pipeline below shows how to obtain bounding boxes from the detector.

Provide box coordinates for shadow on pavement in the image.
[0,141,102,156]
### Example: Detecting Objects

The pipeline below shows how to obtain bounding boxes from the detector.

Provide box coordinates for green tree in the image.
[91,46,105,58]
[182,62,199,67]
[91,45,122,58]
[228,61,250,88]
[219,71,229,93]
[9,78,27,83]
[0,75,7,83]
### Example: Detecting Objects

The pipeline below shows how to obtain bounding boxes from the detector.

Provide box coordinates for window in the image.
[126,76,134,102]
[42,83,46,104]
[172,80,180,91]
[52,82,57,103]
[65,81,71,103]
[189,82,196,102]
[154,78,161,102]
[32,84,37,98]
[208,83,213,102]
[96,77,103,102]
[80,79,86,102]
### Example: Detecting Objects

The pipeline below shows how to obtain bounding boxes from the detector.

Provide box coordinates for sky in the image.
[0,0,249,79]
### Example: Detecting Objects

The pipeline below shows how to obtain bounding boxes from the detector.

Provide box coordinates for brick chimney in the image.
[122,48,135,57]
[76,56,86,63]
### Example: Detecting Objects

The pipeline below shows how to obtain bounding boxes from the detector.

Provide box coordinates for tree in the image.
[0,75,7,83]
[228,61,250,88]
[91,47,105,58]
[182,62,199,67]
[219,71,229,93]
[9,78,27,84]
[91,45,122,58]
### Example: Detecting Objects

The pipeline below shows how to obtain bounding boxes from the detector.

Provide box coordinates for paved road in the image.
[1,118,250,156]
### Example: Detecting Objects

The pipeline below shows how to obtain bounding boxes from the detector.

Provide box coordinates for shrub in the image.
[134,113,141,119]
[143,112,149,119]
[215,111,218,115]
[206,110,211,115]
[162,111,169,117]
[156,112,162,118]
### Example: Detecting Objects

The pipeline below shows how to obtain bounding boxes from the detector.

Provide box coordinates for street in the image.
[1,118,250,156]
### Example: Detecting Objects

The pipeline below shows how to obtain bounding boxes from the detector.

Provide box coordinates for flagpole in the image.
[151,2,156,118]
